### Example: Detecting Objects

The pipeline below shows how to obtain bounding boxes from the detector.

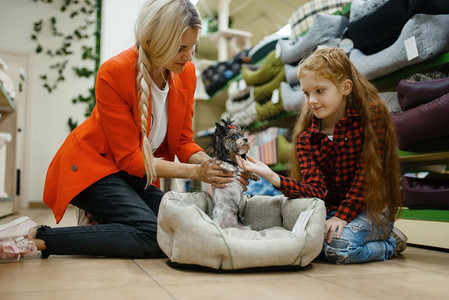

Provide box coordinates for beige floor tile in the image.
[135,258,308,286]
[164,277,376,300]
[303,256,422,278]
[319,270,449,300]
[3,208,449,299]
[0,257,156,294]
[390,246,449,272]
[1,286,172,300]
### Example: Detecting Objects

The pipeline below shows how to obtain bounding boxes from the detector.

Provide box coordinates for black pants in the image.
[36,172,164,258]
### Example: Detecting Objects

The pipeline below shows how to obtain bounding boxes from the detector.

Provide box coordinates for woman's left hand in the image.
[324,216,347,243]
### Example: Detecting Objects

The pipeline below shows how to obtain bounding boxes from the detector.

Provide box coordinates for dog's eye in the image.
[231,134,238,139]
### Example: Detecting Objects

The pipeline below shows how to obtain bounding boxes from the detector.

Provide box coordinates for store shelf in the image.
[399,150,449,164]
[400,208,449,222]
[0,82,15,112]
[395,218,449,249]
[372,51,449,91]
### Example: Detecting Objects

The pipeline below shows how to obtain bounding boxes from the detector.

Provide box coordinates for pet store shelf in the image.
[399,150,449,164]
[372,51,449,92]
[0,83,14,112]
[240,51,449,131]
[400,208,449,222]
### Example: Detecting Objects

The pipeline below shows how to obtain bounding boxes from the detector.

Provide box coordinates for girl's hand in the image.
[235,154,271,178]
[324,216,347,243]
[196,159,234,188]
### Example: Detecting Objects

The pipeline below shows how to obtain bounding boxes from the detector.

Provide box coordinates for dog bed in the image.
[157,191,326,270]
[397,76,449,111]
[402,174,449,209]
[391,92,449,149]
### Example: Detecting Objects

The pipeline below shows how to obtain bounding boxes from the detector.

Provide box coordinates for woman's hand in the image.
[236,171,250,191]
[196,159,234,188]
[324,216,347,243]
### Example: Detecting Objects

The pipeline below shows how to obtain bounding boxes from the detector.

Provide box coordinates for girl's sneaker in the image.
[0,216,38,240]
[391,227,408,256]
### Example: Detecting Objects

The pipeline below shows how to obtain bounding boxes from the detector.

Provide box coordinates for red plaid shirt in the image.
[279,106,385,223]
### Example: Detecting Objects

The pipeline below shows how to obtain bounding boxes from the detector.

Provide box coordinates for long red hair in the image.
[290,48,402,235]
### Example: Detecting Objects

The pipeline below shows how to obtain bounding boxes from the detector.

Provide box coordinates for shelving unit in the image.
[0,82,15,112]
[0,82,16,218]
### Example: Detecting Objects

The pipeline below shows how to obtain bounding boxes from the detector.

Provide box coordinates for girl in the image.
[236,47,407,264]
[0,0,247,261]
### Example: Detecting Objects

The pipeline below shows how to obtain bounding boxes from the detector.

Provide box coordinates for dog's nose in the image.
[243,138,248,143]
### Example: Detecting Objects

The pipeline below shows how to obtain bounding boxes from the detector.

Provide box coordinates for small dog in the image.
[211,118,259,229]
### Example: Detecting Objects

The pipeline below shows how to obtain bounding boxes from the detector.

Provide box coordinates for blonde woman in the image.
[0,0,240,260]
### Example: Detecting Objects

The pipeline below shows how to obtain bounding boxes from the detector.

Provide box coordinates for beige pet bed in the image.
[157,191,326,270]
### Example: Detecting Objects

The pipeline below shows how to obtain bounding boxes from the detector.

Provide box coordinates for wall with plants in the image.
[31,0,101,131]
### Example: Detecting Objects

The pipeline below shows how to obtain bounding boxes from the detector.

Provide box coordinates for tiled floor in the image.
[1,207,449,299]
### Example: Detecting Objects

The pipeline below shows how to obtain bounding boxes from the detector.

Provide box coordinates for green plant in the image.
[31,0,101,131]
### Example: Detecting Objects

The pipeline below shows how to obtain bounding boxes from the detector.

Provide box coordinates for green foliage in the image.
[31,0,100,131]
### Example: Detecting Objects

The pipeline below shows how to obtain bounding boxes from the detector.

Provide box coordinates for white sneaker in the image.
[0,216,38,240]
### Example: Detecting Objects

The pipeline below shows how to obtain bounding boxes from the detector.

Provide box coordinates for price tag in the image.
[404,36,419,61]
[275,42,281,58]
[271,88,279,104]
[292,209,314,234]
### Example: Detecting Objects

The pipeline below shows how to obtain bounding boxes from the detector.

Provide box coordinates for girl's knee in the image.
[322,238,352,264]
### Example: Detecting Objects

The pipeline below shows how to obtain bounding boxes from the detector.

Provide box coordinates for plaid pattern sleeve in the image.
[279,136,327,199]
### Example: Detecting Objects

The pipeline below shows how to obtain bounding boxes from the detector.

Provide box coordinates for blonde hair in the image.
[134,0,201,185]
[291,47,402,236]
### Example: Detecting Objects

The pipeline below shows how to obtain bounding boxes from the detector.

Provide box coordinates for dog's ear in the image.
[215,122,225,135]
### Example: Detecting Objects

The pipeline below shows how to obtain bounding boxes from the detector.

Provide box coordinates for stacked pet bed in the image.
[402,173,449,209]
[346,0,449,55]
[157,191,326,270]
[349,14,449,80]
[391,74,449,151]
[202,49,251,96]
[287,0,350,40]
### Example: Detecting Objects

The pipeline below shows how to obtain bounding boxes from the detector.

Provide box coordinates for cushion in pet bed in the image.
[397,77,449,111]
[402,174,449,209]
[157,191,326,270]
[391,92,449,149]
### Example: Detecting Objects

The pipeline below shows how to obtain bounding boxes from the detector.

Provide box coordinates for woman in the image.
[0,0,242,260]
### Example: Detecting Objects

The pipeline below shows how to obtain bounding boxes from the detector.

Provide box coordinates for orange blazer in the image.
[43,46,203,223]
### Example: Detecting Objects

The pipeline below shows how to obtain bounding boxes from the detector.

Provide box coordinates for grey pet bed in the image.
[157,191,326,270]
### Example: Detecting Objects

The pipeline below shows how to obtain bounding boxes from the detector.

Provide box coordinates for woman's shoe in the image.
[0,216,38,240]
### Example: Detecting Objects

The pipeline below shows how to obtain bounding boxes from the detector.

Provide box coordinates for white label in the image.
[271,88,279,104]
[292,209,314,234]
[238,79,247,91]
[404,36,419,61]
[275,42,281,58]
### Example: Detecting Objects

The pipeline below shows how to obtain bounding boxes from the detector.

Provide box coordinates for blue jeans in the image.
[322,211,396,264]
[36,171,164,258]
